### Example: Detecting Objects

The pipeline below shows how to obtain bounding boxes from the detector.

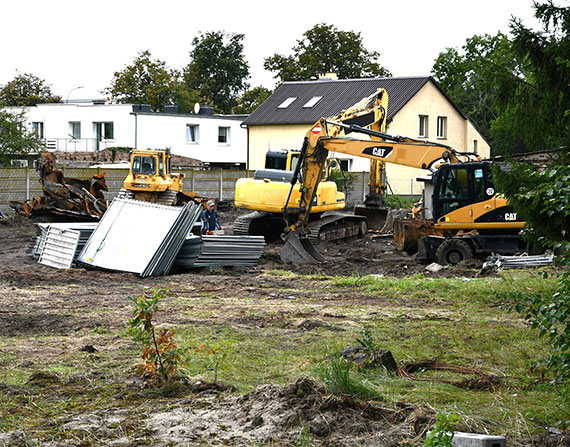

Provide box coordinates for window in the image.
[69,122,81,139]
[132,156,156,175]
[303,96,323,108]
[32,122,44,138]
[218,126,230,144]
[186,124,199,143]
[418,115,428,138]
[278,97,297,109]
[103,122,114,139]
[437,116,447,139]
[473,139,478,154]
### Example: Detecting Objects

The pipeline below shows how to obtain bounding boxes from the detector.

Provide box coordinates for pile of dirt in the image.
[148,377,432,446]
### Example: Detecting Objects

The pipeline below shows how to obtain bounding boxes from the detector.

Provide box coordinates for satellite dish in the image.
[194,102,200,114]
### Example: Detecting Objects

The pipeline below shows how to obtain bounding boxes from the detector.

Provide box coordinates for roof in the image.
[242,76,467,126]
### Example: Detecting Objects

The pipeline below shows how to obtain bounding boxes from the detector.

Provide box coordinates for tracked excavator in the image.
[280,90,526,264]
[233,90,391,242]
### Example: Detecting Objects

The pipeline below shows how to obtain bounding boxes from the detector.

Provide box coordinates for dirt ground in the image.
[0,211,564,447]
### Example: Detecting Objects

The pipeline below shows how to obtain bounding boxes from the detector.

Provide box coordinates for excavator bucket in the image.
[280,231,325,264]
[354,205,388,230]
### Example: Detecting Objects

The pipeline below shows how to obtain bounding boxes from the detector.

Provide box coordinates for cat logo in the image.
[505,212,518,221]
[362,146,394,158]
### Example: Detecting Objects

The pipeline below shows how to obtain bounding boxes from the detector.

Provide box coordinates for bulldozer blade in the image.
[354,205,388,230]
[281,232,325,264]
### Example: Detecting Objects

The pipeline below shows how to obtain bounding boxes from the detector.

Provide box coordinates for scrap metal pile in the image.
[12,152,108,219]
[29,198,265,276]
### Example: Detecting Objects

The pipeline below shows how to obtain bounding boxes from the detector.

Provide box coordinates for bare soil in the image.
[1,211,563,447]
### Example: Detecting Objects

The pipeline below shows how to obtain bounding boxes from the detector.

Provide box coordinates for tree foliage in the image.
[0,109,44,165]
[232,86,272,114]
[184,31,250,114]
[0,73,61,106]
[108,50,181,112]
[264,23,391,83]
[432,1,569,156]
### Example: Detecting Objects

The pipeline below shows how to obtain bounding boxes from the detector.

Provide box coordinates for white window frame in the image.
[69,121,81,139]
[278,97,297,109]
[218,126,230,144]
[418,115,428,138]
[437,116,447,139]
[32,122,44,138]
[473,139,478,154]
[186,124,199,143]
[303,96,323,108]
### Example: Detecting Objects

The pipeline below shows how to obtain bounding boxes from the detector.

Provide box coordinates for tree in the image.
[0,73,61,106]
[0,109,44,165]
[264,23,391,83]
[492,0,570,155]
[432,33,522,145]
[183,31,250,114]
[232,86,272,114]
[107,50,180,112]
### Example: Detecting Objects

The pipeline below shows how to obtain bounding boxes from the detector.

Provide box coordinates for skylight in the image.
[278,97,297,109]
[303,96,323,108]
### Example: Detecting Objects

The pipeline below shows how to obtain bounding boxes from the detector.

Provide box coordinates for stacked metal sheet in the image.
[77,198,201,277]
[174,235,265,269]
[31,222,98,255]
[483,253,554,270]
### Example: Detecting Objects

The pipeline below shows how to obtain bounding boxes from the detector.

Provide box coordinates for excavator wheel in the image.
[435,239,474,265]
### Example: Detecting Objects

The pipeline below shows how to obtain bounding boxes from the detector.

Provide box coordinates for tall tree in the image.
[492,0,570,155]
[107,50,180,112]
[0,73,61,106]
[183,31,250,114]
[264,23,391,83]
[432,33,522,144]
[232,86,272,114]
[0,109,44,165]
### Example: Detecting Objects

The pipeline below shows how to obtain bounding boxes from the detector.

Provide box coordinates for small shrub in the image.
[425,412,461,447]
[195,337,235,384]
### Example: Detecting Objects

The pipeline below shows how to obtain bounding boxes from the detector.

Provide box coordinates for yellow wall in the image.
[246,81,490,195]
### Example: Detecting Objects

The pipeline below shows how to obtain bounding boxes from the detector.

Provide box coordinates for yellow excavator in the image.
[280,89,526,264]
[122,149,207,206]
[233,90,391,242]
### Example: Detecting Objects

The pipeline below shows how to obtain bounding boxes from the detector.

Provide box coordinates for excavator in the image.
[280,89,526,264]
[121,149,207,206]
[233,90,391,242]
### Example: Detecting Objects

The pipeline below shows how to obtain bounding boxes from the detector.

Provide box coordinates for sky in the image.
[0,0,543,101]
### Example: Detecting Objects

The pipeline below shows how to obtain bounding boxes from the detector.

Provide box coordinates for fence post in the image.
[219,169,223,200]
[410,179,414,196]
[191,169,195,192]
[362,171,366,201]
[25,165,30,201]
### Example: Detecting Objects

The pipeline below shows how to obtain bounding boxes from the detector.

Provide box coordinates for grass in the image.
[0,268,562,445]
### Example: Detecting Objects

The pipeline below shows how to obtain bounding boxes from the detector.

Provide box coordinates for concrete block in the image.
[438,432,506,447]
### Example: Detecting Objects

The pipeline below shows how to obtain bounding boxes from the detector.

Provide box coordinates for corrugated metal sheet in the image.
[243,77,433,126]
[77,198,201,277]
[38,227,81,269]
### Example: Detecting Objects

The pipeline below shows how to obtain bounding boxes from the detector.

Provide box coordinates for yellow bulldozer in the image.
[121,149,207,206]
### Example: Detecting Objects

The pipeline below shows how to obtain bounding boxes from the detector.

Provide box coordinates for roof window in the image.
[278,97,297,109]
[303,96,323,108]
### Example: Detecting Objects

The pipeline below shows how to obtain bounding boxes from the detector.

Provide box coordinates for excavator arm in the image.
[281,92,476,263]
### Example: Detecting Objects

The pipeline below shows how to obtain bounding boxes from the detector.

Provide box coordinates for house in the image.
[242,76,490,195]
[6,102,248,169]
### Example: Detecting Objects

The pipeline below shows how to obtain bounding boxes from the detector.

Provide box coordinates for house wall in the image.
[247,124,309,169]
[5,104,247,166]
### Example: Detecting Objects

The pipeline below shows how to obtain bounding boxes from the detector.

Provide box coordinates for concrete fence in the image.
[0,167,422,209]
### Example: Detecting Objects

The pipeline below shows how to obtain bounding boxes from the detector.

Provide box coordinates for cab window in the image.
[132,156,156,174]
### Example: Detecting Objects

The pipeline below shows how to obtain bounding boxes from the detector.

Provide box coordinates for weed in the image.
[296,420,314,447]
[126,289,182,382]
[425,412,461,447]
[195,337,235,384]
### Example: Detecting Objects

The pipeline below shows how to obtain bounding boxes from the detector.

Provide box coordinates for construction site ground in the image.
[0,210,567,446]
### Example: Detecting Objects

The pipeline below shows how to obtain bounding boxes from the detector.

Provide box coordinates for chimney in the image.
[319,72,338,80]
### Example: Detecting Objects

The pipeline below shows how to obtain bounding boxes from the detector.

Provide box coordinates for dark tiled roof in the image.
[243,76,448,126]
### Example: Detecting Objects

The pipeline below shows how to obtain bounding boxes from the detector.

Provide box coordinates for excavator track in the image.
[233,211,367,243]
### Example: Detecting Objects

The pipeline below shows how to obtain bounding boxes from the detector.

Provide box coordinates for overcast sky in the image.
[0,0,542,101]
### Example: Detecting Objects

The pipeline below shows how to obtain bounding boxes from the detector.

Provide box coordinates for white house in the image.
[6,102,248,168]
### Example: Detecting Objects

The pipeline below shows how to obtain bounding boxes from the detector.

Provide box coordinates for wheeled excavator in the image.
[280,90,526,264]
[233,90,391,242]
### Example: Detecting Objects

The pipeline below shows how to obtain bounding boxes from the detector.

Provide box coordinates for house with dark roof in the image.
[242,75,489,195]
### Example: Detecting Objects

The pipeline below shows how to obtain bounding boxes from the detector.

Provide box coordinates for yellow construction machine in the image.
[122,149,206,206]
[233,90,391,242]
[280,90,526,264]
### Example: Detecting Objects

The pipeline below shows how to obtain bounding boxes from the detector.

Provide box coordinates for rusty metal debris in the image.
[11,153,108,219]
